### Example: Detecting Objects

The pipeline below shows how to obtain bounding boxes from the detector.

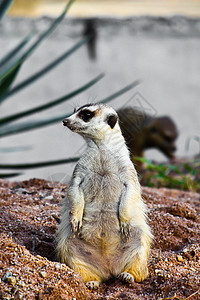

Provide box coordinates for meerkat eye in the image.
[78,109,95,122]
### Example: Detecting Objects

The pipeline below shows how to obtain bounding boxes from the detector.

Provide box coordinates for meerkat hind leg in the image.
[75,264,102,289]
[125,258,149,282]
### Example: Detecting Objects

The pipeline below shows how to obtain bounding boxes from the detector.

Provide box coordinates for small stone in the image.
[55,263,60,270]
[15,292,23,300]
[18,280,25,287]
[177,255,184,262]
[7,276,16,286]
[183,248,188,253]
[155,269,162,274]
[40,271,47,278]
[45,195,53,200]
[2,294,11,300]
[2,272,12,282]
[190,267,196,272]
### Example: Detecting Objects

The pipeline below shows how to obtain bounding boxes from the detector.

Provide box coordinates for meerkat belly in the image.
[80,171,122,246]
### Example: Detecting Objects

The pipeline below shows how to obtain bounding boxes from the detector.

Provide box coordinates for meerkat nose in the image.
[63,118,70,127]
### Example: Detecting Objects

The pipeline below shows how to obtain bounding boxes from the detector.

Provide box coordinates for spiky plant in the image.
[0,0,140,178]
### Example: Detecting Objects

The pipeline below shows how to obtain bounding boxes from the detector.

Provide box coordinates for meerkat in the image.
[57,104,152,290]
[117,107,178,172]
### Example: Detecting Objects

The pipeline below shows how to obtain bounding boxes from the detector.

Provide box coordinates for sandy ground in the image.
[0,178,199,299]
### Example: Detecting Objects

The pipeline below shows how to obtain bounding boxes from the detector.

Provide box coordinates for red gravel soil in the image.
[0,178,199,299]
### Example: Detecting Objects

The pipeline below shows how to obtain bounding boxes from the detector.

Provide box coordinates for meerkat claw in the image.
[118,272,134,284]
[71,217,82,233]
[120,221,131,240]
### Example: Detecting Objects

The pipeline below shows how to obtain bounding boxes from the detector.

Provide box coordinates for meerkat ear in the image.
[106,114,118,129]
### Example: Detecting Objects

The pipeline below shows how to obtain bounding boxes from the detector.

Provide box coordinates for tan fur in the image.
[57,104,153,289]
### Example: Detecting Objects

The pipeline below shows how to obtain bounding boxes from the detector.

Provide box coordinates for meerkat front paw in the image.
[70,215,82,234]
[120,220,131,240]
[118,272,134,284]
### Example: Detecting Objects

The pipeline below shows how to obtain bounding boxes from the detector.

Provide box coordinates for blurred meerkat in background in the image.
[117,107,178,172]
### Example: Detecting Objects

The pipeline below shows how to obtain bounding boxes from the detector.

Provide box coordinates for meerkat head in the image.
[63,104,120,141]
[146,116,178,158]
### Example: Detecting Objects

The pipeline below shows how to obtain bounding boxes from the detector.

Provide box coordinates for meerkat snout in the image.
[63,119,70,127]
[63,118,75,131]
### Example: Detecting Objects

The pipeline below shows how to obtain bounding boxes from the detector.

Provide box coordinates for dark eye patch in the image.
[78,109,95,122]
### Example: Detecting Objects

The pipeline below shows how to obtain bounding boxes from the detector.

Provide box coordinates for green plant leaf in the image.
[0,0,75,100]
[164,164,181,174]
[0,34,32,69]
[23,0,75,56]
[183,163,194,173]
[0,35,33,84]
[0,172,22,178]
[0,0,13,19]
[1,36,89,102]
[0,157,79,169]
[134,156,155,167]
[0,73,104,126]
[0,64,21,98]
[0,80,140,137]
[0,114,71,138]
[0,146,32,153]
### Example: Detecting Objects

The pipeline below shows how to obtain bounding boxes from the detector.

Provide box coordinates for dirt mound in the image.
[0,179,199,299]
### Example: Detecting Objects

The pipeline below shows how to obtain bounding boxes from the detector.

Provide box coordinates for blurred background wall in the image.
[0,0,200,181]
[8,0,200,17]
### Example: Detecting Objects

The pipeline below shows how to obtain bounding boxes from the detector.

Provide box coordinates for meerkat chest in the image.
[80,148,124,204]
[80,151,123,242]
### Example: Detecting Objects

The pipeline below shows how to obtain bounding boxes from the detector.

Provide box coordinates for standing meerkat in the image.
[57,104,152,290]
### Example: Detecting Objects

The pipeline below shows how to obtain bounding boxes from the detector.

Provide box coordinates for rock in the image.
[7,276,16,286]
[55,263,61,270]
[176,255,184,262]
[2,272,12,282]
[182,246,197,260]
[44,195,53,200]
[166,202,197,221]
[39,271,47,278]
[155,269,162,274]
